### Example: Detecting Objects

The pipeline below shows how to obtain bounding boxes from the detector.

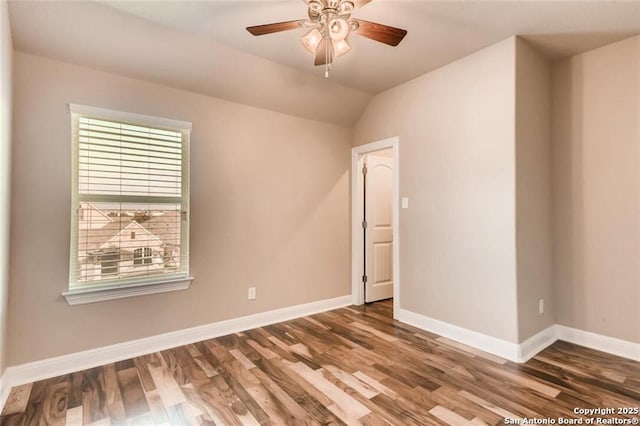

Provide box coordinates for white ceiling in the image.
[8,0,640,125]
[100,0,640,93]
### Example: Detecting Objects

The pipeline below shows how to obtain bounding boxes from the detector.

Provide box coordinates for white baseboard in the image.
[396,308,523,362]
[556,325,640,361]
[1,295,351,394]
[397,308,640,364]
[518,325,558,363]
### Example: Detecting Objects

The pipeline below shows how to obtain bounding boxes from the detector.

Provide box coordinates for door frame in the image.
[351,137,400,318]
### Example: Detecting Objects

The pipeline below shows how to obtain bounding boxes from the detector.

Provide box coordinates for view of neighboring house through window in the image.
[69,105,191,291]
[133,247,153,265]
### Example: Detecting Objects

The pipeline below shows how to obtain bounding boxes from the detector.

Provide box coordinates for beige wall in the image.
[552,35,640,343]
[7,30,639,369]
[515,38,554,341]
[0,1,13,374]
[9,52,352,365]
[8,1,372,127]
[354,38,520,343]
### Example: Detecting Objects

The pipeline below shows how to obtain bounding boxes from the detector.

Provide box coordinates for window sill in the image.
[62,276,194,305]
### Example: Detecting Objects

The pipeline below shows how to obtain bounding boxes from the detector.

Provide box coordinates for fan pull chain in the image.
[325,34,330,78]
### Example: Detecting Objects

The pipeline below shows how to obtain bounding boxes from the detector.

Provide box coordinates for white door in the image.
[364,154,393,302]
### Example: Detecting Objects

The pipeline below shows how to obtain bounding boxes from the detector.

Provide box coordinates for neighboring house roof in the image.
[98,221,164,251]
[80,202,114,223]
[142,211,181,247]
[79,217,134,252]
[78,210,180,253]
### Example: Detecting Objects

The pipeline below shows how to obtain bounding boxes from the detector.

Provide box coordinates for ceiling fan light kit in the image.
[333,39,351,57]
[301,28,322,52]
[246,0,407,78]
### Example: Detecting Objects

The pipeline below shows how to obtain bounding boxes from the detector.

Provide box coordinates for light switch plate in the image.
[402,197,409,209]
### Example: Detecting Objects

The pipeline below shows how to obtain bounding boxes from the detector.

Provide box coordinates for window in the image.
[100,251,120,276]
[65,105,192,305]
[133,247,153,265]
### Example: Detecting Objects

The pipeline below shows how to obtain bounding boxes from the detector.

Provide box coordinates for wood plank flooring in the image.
[2,300,639,425]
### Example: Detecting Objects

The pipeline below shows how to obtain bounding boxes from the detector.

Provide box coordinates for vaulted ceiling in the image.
[8,1,640,126]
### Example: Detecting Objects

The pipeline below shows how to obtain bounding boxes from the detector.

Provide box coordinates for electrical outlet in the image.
[248,287,256,300]
[539,299,544,314]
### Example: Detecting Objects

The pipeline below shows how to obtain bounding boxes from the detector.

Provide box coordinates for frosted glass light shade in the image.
[339,1,354,14]
[329,18,349,41]
[332,39,351,57]
[301,29,323,53]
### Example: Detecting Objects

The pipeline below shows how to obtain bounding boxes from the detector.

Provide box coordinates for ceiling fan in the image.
[246,0,407,78]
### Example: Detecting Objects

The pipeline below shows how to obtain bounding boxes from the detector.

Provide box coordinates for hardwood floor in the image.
[2,300,639,425]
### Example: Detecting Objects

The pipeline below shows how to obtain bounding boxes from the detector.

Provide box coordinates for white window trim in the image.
[69,104,192,131]
[62,276,194,305]
[64,104,193,305]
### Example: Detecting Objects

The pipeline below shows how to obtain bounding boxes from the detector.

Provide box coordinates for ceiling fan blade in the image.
[314,37,334,66]
[352,19,407,46]
[246,20,305,36]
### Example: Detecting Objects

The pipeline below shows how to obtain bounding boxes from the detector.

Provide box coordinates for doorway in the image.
[351,137,399,317]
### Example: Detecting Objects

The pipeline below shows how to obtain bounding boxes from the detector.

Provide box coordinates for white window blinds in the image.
[78,118,183,197]
[69,105,191,290]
